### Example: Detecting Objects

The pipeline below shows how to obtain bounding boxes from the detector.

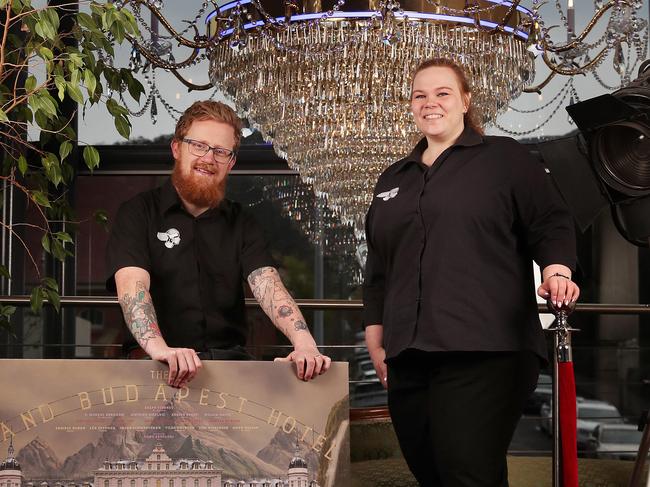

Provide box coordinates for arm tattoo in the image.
[248,266,307,334]
[278,305,293,318]
[119,281,161,350]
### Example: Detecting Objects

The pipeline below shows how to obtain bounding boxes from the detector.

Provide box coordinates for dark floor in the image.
[350,418,647,486]
[351,455,646,487]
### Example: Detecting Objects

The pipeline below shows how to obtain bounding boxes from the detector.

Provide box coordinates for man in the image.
[106,100,331,388]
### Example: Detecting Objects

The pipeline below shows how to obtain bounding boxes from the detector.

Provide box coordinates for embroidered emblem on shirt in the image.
[157,228,181,248]
[376,187,399,201]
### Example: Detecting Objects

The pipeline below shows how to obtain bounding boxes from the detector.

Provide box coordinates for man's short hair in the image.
[174,100,242,151]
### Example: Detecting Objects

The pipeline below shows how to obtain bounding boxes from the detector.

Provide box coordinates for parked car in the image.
[585,423,643,460]
[524,373,553,415]
[540,398,624,447]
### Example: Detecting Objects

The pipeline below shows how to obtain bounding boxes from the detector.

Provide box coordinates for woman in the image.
[363,58,580,486]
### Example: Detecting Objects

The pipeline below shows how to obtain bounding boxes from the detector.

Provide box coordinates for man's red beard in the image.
[171,161,227,209]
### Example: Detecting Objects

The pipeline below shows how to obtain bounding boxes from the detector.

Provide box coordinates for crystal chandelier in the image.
[117,0,648,238]
[207,0,534,236]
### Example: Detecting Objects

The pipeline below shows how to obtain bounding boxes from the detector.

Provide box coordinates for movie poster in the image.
[0,360,350,487]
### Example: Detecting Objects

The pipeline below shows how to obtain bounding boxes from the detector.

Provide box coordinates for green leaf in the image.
[30,286,44,314]
[45,289,60,313]
[93,209,109,231]
[114,115,131,139]
[59,140,72,162]
[0,108,8,122]
[54,75,66,101]
[82,145,100,170]
[1,305,16,317]
[35,13,57,40]
[34,109,50,130]
[31,190,51,208]
[43,7,60,32]
[0,264,10,280]
[103,8,117,30]
[41,151,58,170]
[126,10,140,36]
[77,12,100,34]
[106,97,128,117]
[24,74,37,92]
[111,20,126,44]
[70,72,82,94]
[42,277,59,292]
[29,92,56,120]
[17,155,28,175]
[41,152,63,187]
[126,75,145,103]
[47,163,62,188]
[90,2,104,18]
[41,233,51,254]
[51,238,66,261]
[66,82,85,105]
[54,231,72,244]
[68,51,83,70]
[61,160,75,183]
[83,69,97,97]
[38,46,53,62]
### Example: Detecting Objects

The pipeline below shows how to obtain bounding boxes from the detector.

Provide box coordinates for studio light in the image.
[562,60,650,246]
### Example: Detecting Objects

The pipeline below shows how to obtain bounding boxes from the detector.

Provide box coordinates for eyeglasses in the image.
[182,138,235,164]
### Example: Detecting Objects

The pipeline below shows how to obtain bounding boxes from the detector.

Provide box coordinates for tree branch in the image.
[0,6,12,80]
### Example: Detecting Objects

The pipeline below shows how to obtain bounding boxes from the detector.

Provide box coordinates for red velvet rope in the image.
[559,361,579,487]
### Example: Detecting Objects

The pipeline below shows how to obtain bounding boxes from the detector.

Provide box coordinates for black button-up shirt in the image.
[363,127,576,361]
[106,179,275,353]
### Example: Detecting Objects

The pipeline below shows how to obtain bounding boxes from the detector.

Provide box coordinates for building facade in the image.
[93,444,319,487]
[0,440,22,487]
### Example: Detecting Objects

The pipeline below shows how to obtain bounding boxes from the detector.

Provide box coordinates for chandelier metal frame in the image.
[111,0,648,243]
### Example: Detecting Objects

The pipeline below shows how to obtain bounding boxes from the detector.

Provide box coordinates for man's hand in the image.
[149,346,203,388]
[116,267,203,389]
[248,267,332,381]
[275,346,332,381]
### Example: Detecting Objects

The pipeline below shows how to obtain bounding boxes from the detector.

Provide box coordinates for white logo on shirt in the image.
[376,187,399,201]
[157,228,181,248]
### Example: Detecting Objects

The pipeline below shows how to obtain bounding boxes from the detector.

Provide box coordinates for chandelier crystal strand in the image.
[264,178,363,286]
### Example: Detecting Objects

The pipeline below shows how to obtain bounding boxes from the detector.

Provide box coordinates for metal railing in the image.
[0,295,649,313]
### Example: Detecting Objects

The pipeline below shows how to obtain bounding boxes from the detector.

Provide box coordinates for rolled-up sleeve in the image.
[240,210,276,279]
[105,199,151,292]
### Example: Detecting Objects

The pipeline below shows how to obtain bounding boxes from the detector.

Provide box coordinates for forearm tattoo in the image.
[119,281,161,351]
[248,267,308,335]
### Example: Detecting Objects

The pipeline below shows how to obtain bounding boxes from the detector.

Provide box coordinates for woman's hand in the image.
[538,265,580,308]
[365,324,388,389]
[369,346,388,389]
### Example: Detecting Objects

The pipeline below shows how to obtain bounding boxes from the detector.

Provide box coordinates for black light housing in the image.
[564,60,650,247]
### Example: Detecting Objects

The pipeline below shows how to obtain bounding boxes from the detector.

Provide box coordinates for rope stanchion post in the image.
[546,300,579,487]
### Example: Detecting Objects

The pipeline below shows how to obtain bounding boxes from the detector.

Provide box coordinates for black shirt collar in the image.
[160,177,234,220]
[397,125,484,171]
[160,178,182,214]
